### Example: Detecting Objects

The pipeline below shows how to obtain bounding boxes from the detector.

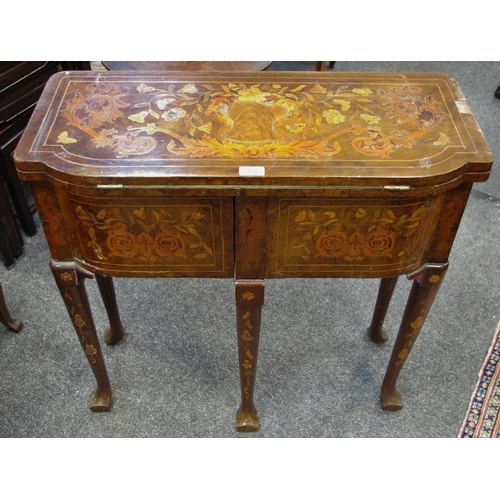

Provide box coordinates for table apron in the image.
[54,187,449,280]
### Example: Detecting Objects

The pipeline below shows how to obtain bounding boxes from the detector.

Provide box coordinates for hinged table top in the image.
[14,71,493,188]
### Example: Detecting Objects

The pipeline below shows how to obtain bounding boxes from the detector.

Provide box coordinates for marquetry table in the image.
[14,70,493,431]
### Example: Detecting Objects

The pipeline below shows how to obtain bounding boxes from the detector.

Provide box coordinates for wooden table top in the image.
[15,71,493,189]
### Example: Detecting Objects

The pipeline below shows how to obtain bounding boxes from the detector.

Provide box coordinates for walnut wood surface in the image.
[13,70,494,431]
[15,71,492,189]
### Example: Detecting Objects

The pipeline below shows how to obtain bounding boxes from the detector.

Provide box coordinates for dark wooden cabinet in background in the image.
[0,61,90,268]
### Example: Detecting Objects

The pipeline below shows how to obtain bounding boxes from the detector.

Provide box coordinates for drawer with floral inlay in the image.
[266,197,443,278]
[67,195,234,278]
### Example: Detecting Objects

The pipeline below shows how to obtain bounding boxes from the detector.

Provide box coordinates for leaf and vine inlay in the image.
[52,79,457,160]
[58,273,98,364]
[74,204,215,265]
[288,204,427,263]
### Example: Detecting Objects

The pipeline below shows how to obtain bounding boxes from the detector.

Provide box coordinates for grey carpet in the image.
[1,61,499,437]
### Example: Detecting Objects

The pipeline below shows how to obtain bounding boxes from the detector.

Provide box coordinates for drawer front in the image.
[267,197,441,278]
[68,195,234,277]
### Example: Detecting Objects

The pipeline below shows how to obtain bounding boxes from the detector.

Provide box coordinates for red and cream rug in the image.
[459,319,500,438]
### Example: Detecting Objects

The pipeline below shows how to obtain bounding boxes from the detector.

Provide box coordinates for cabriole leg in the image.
[235,280,264,432]
[234,197,268,432]
[51,260,112,411]
[95,274,125,345]
[380,262,448,411]
[367,276,399,343]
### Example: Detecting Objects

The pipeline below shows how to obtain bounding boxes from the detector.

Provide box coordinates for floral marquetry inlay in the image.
[45,78,461,162]
[275,200,432,275]
[72,202,219,268]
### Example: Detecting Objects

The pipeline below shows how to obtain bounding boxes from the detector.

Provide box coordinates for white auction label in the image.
[239,166,265,177]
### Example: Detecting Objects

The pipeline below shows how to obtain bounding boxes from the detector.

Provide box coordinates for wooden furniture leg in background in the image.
[95,275,125,345]
[0,178,23,268]
[380,262,448,411]
[0,282,22,332]
[1,131,37,236]
[314,61,335,70]
[367,276,399,343]
[50,260,112,411]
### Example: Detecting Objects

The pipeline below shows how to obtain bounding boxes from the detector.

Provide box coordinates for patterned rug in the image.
[459,319,500,438]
